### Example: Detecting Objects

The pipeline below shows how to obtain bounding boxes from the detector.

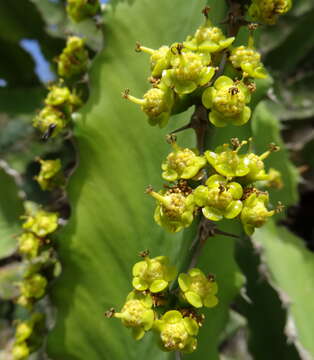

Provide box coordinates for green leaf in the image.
[253,221,314,358]
[47,1,236,360]
[235,236,300,360]
[0,169,23,259]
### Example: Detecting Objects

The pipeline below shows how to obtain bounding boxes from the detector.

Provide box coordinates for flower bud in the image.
[124,87,174,128]
[147,186,196,233]
[12,342,29,360]
[18,232,41,259]
[205,140,250,178]
[162,139,206,182]
[22,209,59,237]
[230,45,267,79]
[202,76,251,127]
[184,18,235,53]
[114,291,155,340]
[66,0,100,22]
[132,255,177,293]
[137,44,171,78]
[241,191,275,235]
[194,175,243,221]
[45,84,82,111]
[178,268,218,308]
[35,159,64,191]
[57,36,89,78]
[154,310,199,353]
[265,168,283,189]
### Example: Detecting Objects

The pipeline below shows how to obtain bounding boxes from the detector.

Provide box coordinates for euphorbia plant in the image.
[106,1,291,356]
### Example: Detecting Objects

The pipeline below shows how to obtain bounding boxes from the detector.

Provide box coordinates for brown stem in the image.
[186,1,245,269]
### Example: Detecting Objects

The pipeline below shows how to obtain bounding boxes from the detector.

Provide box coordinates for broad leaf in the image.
[253,222,314,359]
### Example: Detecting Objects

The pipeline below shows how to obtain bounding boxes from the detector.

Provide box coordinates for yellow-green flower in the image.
[194,175,243,221]
[132,255,177,293]
[57,36,89,78]
[45,84,82,111]
[137,44,171,78]
[162,140,206,182]
[18,233,41,259]
[205,140,251,178]
[230,46,267,79]
[125,87,174,128]
[265,168,283,189]
[153,310,199,353]
[22,209,58,237]
[19,274,47,300]
[147,187,196,233]
[241,191,275,235]
[15,313,45,344]
[184,18,234,53]
[33,106,68,137]
[35,158,64,191]
[114,291,155,340]
[12,342,29,360]
[178,268,218,308]
[248,0,292,25]
[66,0,100,22]
[162,48,215,95]
[240,145,279,184]
[202,76,251,127]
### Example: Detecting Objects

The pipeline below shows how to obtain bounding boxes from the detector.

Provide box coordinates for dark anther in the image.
[202,6,211,18]
[228,86,239,96]
[139,249,150,258]
[230,137,240,149]
[121,88,130,99]
[135,41,142,52]
[166,133,177,144]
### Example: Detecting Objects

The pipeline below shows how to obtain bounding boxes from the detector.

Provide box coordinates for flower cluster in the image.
[33,83,82,138]
[17,204,60,308]
[148,138,282,235]
[12,313,45,360]
[66,0,100,23]
[33,36,89,138]
[35,158,65,191]
[124,11,270,130]
[124,13,236,128]
[11,203,61,359]
[107,254,218,353]
[248,0,292,25]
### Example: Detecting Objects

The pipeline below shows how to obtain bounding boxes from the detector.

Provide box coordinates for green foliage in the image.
[0,169,23,259]
[253,222,314,357]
